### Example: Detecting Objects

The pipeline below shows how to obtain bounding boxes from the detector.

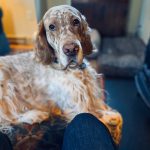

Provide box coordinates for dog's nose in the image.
[63,42,79,56]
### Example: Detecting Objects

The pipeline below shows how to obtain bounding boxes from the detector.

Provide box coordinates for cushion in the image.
[98,37,146,77]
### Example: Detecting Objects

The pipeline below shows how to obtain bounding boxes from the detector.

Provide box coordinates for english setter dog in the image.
[0,5,122,144]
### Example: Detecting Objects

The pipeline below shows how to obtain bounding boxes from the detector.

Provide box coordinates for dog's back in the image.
[0,52,101,124]
[0,52,36,74]
[0,52,51,124]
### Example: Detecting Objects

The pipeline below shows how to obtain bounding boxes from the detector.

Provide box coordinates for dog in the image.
[0,5,122,144]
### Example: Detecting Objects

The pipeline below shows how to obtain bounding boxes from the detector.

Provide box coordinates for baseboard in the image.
[8,36,33,45]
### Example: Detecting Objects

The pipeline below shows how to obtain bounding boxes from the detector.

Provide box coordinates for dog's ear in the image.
[80,15,95,56]
[34,20,55,65]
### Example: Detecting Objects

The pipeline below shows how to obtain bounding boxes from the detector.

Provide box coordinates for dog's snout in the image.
[63,42,79,56]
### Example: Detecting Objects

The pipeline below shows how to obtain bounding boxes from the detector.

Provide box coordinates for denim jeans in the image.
[62,113,117,150]
[0,132,13,150]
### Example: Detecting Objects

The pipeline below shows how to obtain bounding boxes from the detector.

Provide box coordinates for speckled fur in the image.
[0,5,122,144]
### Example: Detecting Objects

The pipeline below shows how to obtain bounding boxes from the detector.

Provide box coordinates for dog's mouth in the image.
[63,58,86,70]
[66,46,84,70]
[63,58,78,70]
[53,46,85,70]
[68,59,78,69]
[52,55,86,70]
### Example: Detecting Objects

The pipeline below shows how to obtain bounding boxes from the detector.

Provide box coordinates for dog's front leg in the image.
[16,110,49,124]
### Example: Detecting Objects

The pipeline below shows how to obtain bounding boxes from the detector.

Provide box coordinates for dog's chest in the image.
[35,69,95,109]
[47,73,85,107]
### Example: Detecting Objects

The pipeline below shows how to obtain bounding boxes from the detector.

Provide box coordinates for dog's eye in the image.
[73,19,80,26]
[49,24,55,31]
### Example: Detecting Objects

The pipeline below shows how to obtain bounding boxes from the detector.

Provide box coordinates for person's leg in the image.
[62,113,117,150]
[0,132,13,150]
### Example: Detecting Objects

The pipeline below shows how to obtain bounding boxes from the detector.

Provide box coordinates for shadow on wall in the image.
[34,0,47,22]
[34,0,71,22]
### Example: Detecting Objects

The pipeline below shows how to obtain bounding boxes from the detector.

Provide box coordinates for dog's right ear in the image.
[34,20,55,65]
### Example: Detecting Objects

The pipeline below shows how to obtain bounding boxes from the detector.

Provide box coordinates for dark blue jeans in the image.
[62,113,117,150]
[0,132,13,150]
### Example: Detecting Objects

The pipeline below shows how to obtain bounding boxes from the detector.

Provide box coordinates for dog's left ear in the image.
[34,20,55,65]
[80,15,96,56]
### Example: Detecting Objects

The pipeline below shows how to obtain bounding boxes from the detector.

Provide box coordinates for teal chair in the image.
[135,39,150,108]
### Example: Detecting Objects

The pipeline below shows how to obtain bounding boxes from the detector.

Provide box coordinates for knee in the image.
[70,113,108,130]
[73,113,97,122]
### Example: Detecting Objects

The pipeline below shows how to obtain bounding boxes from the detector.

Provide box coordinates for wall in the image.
[0,0,37,40]
[35,0,71,22]
[127,0,142,35]
[35,0,47,22]
[138,0,150,44]
[2,0,148,44]
[47,0,71,8]
[0,0,71,41]
[126,0,150,44]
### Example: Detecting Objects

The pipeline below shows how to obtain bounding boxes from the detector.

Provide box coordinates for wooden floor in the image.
[10,44,33,53]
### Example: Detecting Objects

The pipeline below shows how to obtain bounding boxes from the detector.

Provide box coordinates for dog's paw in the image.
[101,111,122,126]
[100,110,123,145]
[17,110,49,124]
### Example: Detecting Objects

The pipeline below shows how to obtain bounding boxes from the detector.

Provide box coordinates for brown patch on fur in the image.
[34,21,56,65]
[80,16,94,56]
[100,110,123,145]
[0,100,12,119]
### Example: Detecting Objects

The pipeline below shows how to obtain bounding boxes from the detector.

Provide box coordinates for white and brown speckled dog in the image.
[0,5,122,144]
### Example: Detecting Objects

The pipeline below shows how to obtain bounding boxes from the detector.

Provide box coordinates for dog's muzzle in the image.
[62,41,83,69]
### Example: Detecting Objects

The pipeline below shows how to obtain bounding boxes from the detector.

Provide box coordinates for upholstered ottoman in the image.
[98,37,145,77]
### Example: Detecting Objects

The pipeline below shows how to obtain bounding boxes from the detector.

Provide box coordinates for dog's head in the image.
[35,5,94,70]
